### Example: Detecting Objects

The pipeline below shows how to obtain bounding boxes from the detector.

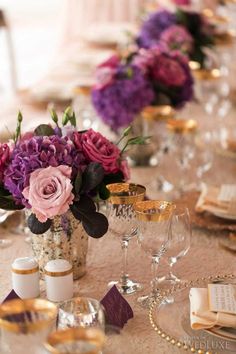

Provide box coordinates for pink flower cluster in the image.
[134,47,187,87]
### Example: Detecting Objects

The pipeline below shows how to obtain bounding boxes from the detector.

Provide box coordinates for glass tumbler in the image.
[57,297,105,331]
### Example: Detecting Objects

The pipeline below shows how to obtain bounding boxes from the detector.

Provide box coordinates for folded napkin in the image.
[195,184,236,216]
[190,288,236,330]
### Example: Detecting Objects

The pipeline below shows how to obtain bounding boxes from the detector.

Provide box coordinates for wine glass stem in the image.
[151,256,160,297]
[121,238,129,285]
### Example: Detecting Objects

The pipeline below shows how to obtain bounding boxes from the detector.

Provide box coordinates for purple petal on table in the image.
[101,285,134,328]
[2,289,20,303]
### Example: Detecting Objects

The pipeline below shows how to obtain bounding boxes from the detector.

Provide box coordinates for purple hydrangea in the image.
[92,65,154,131]
[138,10,176,49]
[4,135,86,206]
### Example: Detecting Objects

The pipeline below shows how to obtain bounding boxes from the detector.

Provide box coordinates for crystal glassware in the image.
[134,200,175,308]
[44,327,105,354]
[57,297,105,331]
[159,206,191,286]
[0,299,57,354]
[106,183,146,295]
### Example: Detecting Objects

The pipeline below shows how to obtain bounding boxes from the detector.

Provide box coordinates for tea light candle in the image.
[12,257,40,299]
[45,259,73,302]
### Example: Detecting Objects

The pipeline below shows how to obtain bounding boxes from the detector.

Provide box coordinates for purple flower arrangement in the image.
[0,109,142,238]
[91,56,154,131]
[92,48,194,130]
[137,8,215,67]
[133,47,194,108]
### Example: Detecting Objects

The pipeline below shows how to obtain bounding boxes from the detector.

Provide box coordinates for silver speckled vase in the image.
[30,211,88,280]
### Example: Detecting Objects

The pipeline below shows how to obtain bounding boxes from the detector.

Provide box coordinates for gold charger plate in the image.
[149,274,236,354]
[174,191,236,232]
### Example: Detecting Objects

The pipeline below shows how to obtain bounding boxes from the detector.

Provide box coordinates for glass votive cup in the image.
[58,297,105,331]
[0,298,58,354]
[44,327,105,354]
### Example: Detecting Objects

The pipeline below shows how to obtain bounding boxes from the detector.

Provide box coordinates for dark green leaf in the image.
[34,124,55,136]
[0,195,24,210]
[0,184,13,197]
[27,214,52,234]
[70,197,108,237]
[82,212,108,238]
[103,171,124,185]
[98,183,110,200]
[81,162,104,192]
[70,196,96,218]
[74,171,82,195]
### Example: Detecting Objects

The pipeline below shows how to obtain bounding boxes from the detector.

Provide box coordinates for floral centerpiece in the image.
[0,109,143,278]
[137,9,215,68]
[92,47,194,131]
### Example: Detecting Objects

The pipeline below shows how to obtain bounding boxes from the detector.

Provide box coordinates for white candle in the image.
[45,259,74,302]
[12,257,40,299]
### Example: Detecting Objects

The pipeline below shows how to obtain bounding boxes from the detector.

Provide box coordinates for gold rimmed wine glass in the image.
[0,298,57,354]
[106,183,146,295]
[134,200,175,308]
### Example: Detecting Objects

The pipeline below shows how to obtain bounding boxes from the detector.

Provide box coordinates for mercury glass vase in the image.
[128,105,175,167]
[30,211,88,280]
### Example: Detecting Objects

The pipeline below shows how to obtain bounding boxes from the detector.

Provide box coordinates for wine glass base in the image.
[108,279,142,295]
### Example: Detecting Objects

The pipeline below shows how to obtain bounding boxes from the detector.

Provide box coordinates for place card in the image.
[218,185,236,202]
[208,284,236,315]
[101,285,133,328]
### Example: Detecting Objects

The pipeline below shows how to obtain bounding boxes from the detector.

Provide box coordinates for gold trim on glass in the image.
[0,299,57,334]
[73,86,91,96]
[45,327,105,354]
[107,183,146,205]
[166,119,197,134]
[192,68,221,81]
[142,105,175,121]
[134,200,176,221]
[12,266,39,275]
[44,268,73,277]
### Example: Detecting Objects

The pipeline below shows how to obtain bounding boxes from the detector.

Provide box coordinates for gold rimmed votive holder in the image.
[0,298,57,353]
[106,183,146,295]
[45,327,105,354]
[166,119,198,135]
[133,200,176,308]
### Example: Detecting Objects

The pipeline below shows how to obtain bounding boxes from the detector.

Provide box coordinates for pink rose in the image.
[0,143,10,182]
[80,129,121,174]
[22,165,74,223]
[120,159,130,181]
[152,55,187,87]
